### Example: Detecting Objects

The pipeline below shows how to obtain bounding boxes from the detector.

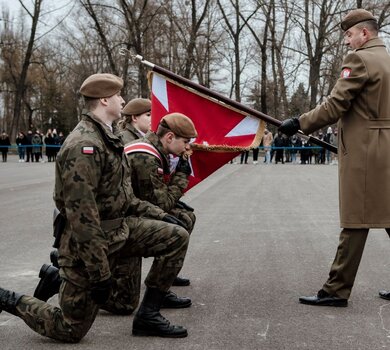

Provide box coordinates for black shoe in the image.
[299,289,348,307]
[172,276,190,287]
[132,287,188,338]
[161,291,191,309]
[379,290,390,300]
[50,250,59,268]
[33,264,62,302]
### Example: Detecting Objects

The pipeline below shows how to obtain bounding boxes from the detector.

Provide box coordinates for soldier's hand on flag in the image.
[176,157,191,175]
[279,117,300,136]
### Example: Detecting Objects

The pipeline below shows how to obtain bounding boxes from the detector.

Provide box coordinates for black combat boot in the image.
[161,290,191,308]
[172,276,190,286]
[0,287,23,315]
[33,264,62,301]
[50,250,59,268]
[132,287,188,338]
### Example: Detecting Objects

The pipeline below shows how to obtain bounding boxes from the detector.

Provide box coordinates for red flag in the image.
[150,73,264,190]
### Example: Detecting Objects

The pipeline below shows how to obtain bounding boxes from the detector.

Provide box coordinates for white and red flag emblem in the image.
[150,73,265,191]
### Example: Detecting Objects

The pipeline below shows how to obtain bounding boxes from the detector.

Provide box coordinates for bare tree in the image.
[10,0,42,136]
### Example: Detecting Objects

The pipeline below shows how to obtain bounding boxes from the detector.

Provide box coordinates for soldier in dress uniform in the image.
[0,73,191,341]
[279,9,390,307]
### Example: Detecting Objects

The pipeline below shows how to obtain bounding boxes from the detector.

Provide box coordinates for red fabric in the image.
[151,74,257,191]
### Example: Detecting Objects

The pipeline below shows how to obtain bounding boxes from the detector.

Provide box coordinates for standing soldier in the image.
[279,9,390,306]
[0,73,191,341]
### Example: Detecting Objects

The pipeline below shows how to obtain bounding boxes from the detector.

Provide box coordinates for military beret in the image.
[122,98,151,116]
[160,113,198,138]
[341,9,376,31]
[80,73,123,98]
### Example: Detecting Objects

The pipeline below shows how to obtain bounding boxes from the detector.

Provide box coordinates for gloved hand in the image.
[90,277,112,305]
[162,214,186,228]
[176,157,191,175]
[279,117,300,136]
[176,200,194,212]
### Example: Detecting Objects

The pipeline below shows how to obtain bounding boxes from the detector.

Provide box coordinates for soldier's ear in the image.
[166,131,175,144]
[99,97,109,106]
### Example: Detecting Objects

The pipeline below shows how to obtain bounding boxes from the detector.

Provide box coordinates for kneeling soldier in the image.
[0,73,190,342]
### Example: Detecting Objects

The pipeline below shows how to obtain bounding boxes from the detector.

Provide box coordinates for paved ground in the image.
[1,155,390,349]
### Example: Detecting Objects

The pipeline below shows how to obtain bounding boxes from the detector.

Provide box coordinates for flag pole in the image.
[120,50,337,154]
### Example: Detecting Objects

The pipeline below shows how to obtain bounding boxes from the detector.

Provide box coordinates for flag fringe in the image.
[148,72,266,152]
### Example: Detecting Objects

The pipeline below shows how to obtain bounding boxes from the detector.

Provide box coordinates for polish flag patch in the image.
[341,68,352,78]
[157,167,164,175]
[82,146,94,154]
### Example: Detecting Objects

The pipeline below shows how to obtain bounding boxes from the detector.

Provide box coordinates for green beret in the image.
[80,73,123,98]
[160,113,198,138]
[341,9,376,31]
[122,98,151,116]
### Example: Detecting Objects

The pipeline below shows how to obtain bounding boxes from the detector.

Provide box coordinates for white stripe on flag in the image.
[152,75,169,111]
[225,116,259,137]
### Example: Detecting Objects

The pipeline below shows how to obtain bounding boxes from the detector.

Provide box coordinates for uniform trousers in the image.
[103,209,196,315]
[322,228,390,299]
[14,216,189,343]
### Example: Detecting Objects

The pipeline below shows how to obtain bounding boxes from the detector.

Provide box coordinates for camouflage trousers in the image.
[14,217,189,343]
[103,208,195,315]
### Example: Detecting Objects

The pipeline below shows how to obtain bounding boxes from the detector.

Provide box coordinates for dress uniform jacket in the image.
[299,38,390,228]
[54,111,165,286]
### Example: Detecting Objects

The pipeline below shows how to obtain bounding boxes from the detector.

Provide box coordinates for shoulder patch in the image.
[341,68,351,78]
[81,146,94,155]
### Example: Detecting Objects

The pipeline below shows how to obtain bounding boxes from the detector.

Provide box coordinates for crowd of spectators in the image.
[237,127,338,165]
[0,128,65,163]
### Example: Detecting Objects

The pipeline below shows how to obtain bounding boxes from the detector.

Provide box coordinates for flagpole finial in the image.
[119,48,155,68]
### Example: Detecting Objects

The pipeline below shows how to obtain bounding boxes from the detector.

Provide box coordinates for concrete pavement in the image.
[1,155,390,349]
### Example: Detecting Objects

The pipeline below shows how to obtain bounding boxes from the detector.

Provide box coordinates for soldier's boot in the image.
[0,287,23,315]
[161,290,191,308]
[50,250,59,268]
[132,287,188,338]
[172,276,190,286]
[33,264,62,301]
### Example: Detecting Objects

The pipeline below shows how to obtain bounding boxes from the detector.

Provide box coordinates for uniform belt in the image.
[368,119,390,129]
[100,217,124,231]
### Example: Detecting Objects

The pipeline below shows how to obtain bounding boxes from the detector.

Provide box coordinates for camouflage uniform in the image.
[112,131,195,313]
[126,132,195,233]
[14,111,189,343]
[99,123,146,315]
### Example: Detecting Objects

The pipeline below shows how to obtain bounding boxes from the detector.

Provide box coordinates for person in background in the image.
[0,131,11,162]
[16,131,27,162]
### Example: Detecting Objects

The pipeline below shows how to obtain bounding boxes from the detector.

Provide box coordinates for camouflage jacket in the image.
[54,111,166,284]
[124,132,189,212]
[119,123,143,144]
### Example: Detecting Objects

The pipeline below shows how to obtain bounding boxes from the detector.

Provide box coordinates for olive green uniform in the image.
[14,111,189,343]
